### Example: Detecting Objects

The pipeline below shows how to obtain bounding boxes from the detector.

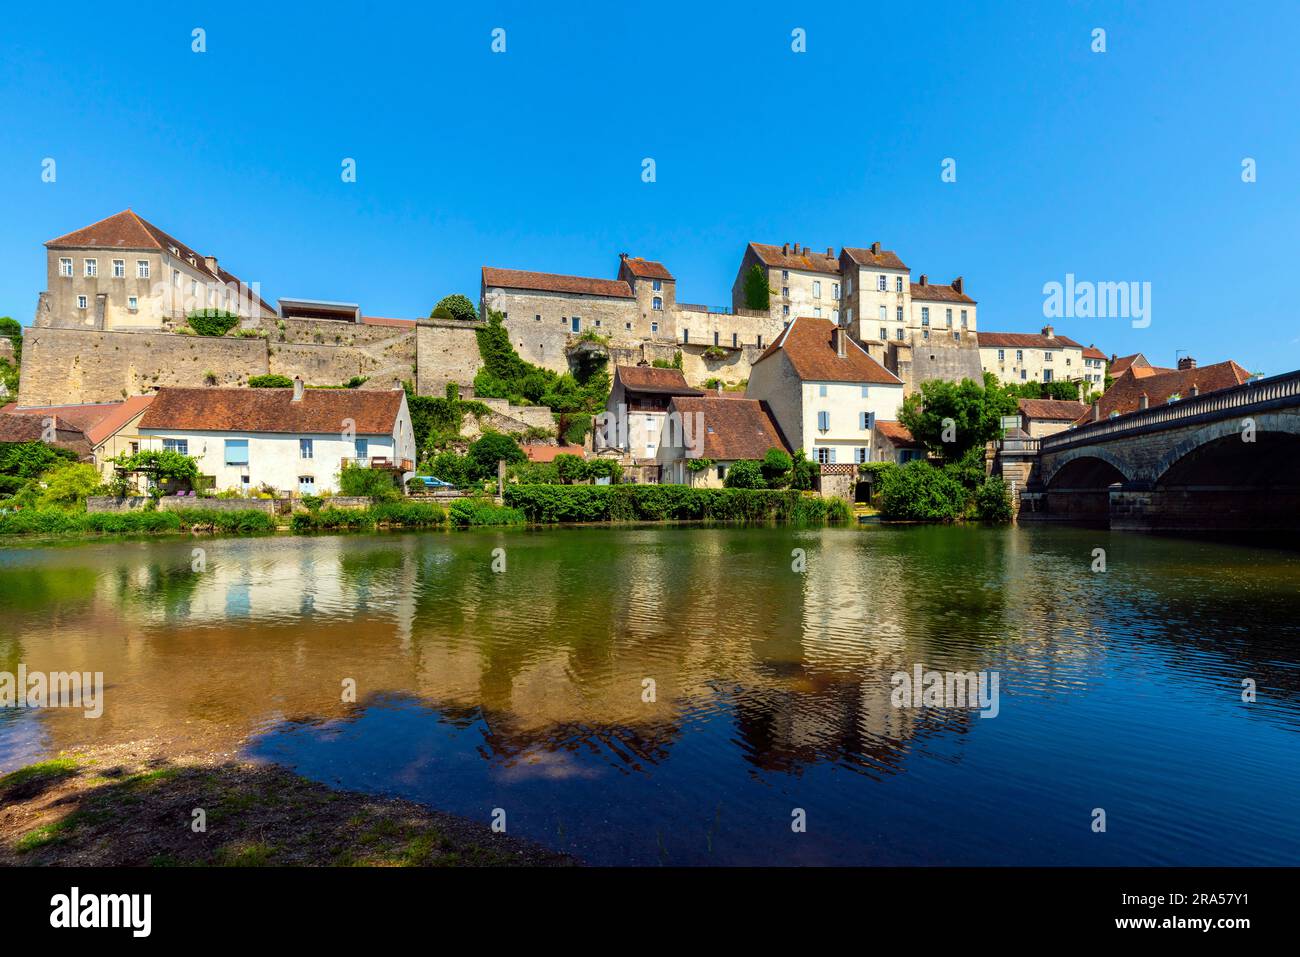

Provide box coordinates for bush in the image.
[36,462,102,509]
[368,501,447,526]
[248,374,294,388]
[876,460,969,522]
[430,294,479,323]
[466,432,525,480]
[171,508,278,534]
[448,498,525,526]
[338,465,400,501]
[502,485,848,525]
[553,453,586,484]
[761,448,793,488]
[974,477,1013,523]
[723,460,765,489]
[186,311,241,337]
[425,449,471,487]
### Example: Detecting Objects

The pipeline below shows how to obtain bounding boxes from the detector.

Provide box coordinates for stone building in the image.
[655,395,788,488]
[977,326,1097,387]
[730,242,843,323]
[35,209,276,332]
[1016,398,1089,439]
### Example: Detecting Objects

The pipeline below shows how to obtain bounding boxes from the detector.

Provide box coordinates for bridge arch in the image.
[1149,411,1300,486]
[1040,445,1134,489]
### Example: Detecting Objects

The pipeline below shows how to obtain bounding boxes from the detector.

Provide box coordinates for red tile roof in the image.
[976,330,1085,350]
[1081,345,1108,361]
[0,395,154,446]
[874,420,921,448]
[45,210,275,314]
[1109,353,1149,376]
[619,257,674,281]
[667,396,789,461]
[482,267,632,299]
[749,243,841,275]
[841,246,908,271]
[139,387,404,435]
[614,365,703,396]
[1078,360,1253,424]
[522,444,584,463]
[753,316,903,385]
[1018,398,1087,421]
[910,281,974,304]
[0,413,93,458]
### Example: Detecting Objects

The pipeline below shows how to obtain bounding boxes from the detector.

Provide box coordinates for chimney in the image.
[204,255,218,276]
[783,243,790,255]
[826,246,834,257]
[1092,403,1100,422]
[952,276,963,294]
[918,274,927,286]
[1111,353,1118,365]
[1178,356,1197,371]
[870,242,881,255]
[292,376,304,402]
[834,326,847,358]
[1139,392,1149,410]
[392,377,403,392]
[1042,325,1055,338]
[619,252,628,261]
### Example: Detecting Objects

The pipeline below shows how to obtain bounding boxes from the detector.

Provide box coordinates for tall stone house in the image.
[977,326,1108,389]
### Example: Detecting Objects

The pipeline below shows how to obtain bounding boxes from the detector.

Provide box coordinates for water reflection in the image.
[1,525,1299,864]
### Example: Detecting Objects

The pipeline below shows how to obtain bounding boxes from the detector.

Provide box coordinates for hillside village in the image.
[0,208,1252,516]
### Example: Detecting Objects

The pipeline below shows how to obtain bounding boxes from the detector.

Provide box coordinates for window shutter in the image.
[829,447,837,464]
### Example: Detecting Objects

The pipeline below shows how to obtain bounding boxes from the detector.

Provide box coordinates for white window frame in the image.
[59,257,73,277]
[84,258,97,277]
[137,260,150,279]
[76,295,88,309]
[112,259,125,278]
[127,296,138,311]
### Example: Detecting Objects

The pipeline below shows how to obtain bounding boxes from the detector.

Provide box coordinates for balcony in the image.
[340,456,414,472]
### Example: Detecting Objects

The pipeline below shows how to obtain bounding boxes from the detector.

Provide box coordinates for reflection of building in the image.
[137,380,415,495]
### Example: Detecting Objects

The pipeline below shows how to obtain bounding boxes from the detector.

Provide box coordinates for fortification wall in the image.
[416,318,486,395]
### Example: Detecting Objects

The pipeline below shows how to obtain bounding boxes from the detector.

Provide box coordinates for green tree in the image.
[741,264,771,311]
[467,432,525,480]
[430,294,479,323]
[338,465,400,501]
[760,448,793,488]
[974,476,1012,523]
[876,460,969,521]
[897,374,1017,463]
[0,316,21,363]
[37,462,102,509]
[723,459,765,488]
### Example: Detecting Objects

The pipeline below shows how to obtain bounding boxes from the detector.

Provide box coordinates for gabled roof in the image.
[1018,398,1087,422]
[0,413,93,458]
[875,420,921,448]
[619,257,674,281]
[752,316,903,385]
[910,281,975,304]
[667,396,789,461]
[45,210,276,314]
[139,387,404,435]
[1109,353,1149,376]
[1081,345,1108,361]
[482,267,632,299]
[977,330,1085,350]
[841,245,908,271]
[614,365,703,397]
[1077,360,1253,425]
[748,243,841,275]
[0,394,155,446]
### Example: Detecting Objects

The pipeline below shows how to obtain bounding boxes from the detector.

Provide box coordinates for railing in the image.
[1040,369,1298,452]
[340,456,415,471]
[996,437,1040,453]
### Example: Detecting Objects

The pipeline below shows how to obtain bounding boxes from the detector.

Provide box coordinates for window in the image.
[240,474,251,489]
[756,335,763,348]
[782,286,790,298]
[683,329,689,343]
[299,475,315,494]
[137,260,150,279]
[953,331,960,342]
[814,307,822,317]
[716,464,727,480]
[896,277,903,292]
[961,310,968,328]
[815,447,831,464]
[818,384,828,397]
[355,438,369,461]
[1044,351,1053,362]
[877,275,887,291]
[846,307,853,322]
[651,321,659,334]
[571,317,580,333]
[112,259,125,278]
[1065,357,1071,365]
[225,439,249,465]
[855,447,869,464]
[732,333,738,347]
[713,331,720,346]
[534,314,541,322]
[861,386,869,398]
[782,270,789,281]
[895,328,904,341]
[922,329,930,340]
[625,322,632,330]
[173,269,181,287]
[163,438,189,455]
[59,257,73,277]
[921,308,930,326]
[84,258,97,277]
[859,411,872,430]
[653,297,662,311]
[127,296,138,311]
[76,295,88,309]
[299,438,313,459]
[847,276,854,294]
[1044,369,1054,383]
[832,282,840,300]
[1020,369,1027,381]
[997,349,1005,362]
[896,306,903,322]
[782,305,790,317]
[813,281,821,298]
[817,410,829,431]
[879,305,887,322]
[880,327,888,341]
[652,279,662,291]
[1016,349,1024,362]
[594,319,601,328]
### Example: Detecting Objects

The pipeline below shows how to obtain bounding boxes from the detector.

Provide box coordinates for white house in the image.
[597,364,704,461]
[745,316,905,464]
[137,379,416,495]
[655,395,789,487]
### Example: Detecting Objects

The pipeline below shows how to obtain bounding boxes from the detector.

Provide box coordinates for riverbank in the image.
[0,741,574,867]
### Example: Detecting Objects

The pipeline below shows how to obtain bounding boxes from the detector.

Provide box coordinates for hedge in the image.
[0,508,274,536]
[502,485,851,524]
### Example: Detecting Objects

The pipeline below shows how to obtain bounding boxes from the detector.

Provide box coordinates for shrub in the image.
[466,432,525,480]
[248,374,294,388]
[553,453,587,484]
[36,462,102,509]
[974,476,1013,523]
[186,311,241,337]
[876,460,969,522]
[741,263,771,311]
[448,499,525,526]
[429,294,479,323]
[723,460,765,489]
[502,485,847,525]
[338,465,400,501]
[425,449,471,487]
[368,501,447,526]
[172,508,278,534]
[761,448,794,489]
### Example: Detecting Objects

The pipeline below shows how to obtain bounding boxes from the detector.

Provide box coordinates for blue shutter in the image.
[829,447,837,464]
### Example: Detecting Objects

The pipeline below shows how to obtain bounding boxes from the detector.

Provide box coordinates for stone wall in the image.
[416,318,486,395]
[18,327,269,405]
[268,341,414,388]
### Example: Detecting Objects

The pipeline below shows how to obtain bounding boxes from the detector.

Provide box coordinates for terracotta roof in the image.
[749,243,841,275]
[976,330,1085,350]
[752,316,903,385]
[1081,345,1108,361]
[0,395,154,446]
[615,365,703,396]
[522,444,585,463]
[1109,353,1149,376]
[668,396,789,461]
[139,387,404,435]
[1018,398,1087,421]
[1078,360,1253,425]
[360,316,418,328]
[841,246,908,271]
[910,281,974,304]
[619,257,674,281]
[45,210,275,314]
[874,420,921,448]
[0,413,93,458]
[482,267,632,299]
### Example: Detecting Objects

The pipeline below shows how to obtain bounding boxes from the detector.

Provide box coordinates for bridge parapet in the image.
[1040,369,1300,452]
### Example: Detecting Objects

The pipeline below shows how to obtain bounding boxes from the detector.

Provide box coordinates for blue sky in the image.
[1,1,1297,372]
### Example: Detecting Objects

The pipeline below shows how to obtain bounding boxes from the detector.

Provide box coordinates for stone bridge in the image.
[1008,370,1300,530]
